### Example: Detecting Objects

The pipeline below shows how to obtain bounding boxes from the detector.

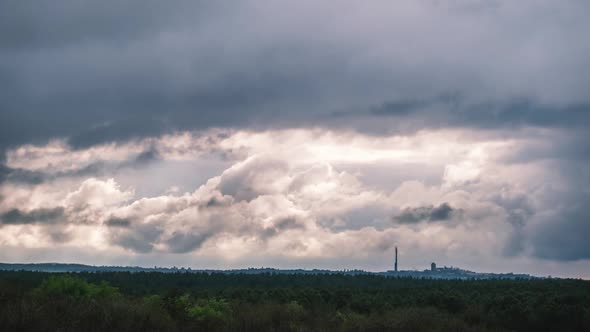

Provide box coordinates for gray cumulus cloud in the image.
[0,207,65,225]
[394,203,459,224]
[0,147,160,185]
[104,217,132,228]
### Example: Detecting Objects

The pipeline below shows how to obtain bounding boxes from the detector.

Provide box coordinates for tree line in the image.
[0,270,589,331]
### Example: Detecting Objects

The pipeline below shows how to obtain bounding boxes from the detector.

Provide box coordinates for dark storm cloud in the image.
[0,147,160,185]
[104,217,132,228]
[0,162,108,184]
[332,97,438,118]
[0,164,45,184]
[0,54,317,151]
[0,207,65,225]
[451,100,590,130]
[1,0,589,153]
[500,131,590,165]
[491,192,536,257]
[0,0,218,50]
[0,0,279,151]
[132,147,160,165]
[529,199,590,261]
[495,169,590,261]
[165,232,212,254]
[333,96,590,133]
[261,217,305,239]
[394,203,458,224]
[0,163,90,185]
[110,223,163,254]
[202,196,233,209]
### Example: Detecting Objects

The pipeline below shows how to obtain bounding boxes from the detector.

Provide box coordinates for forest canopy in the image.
[1,271,589,331]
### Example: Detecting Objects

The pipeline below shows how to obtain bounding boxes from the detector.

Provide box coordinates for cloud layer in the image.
[2,0,590,151]
[0,128,587,277]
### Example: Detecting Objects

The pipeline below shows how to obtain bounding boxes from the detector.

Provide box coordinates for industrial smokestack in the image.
[395,246,398,272]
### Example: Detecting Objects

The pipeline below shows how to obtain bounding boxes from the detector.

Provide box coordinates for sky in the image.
[1,0,589,278]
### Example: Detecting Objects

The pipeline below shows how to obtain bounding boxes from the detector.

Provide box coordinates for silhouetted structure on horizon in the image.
[394,246,398,272]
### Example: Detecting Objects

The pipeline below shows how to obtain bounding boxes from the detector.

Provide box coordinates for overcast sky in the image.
[1,0,589,277]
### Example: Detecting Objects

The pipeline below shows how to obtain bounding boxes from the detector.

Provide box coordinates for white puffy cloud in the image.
[0,127,588,277]
[65,178,133,209]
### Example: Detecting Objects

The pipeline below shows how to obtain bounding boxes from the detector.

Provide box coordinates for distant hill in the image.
[0,262,538,279]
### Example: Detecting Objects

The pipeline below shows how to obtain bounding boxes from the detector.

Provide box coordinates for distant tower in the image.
[394,246,398,272]
[431,262,436,272]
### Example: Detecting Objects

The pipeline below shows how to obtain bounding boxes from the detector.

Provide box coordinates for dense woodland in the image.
[0,271,589,331]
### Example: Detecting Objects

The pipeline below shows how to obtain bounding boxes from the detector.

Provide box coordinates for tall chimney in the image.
[395,246,398,272]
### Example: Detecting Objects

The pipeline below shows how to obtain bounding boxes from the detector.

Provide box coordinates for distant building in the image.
[431,262,436,272]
